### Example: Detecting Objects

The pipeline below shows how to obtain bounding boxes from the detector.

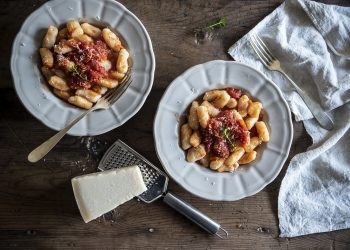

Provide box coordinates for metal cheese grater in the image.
[98,140,228,239]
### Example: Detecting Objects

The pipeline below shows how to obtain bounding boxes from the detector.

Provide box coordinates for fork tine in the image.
[105,69,132,101]
[102,86,117,100]
[107,77,133,105]
[119,68,132,84]
[251,34,273,64]
[249,34,270,67]
[254,34,277,61]
[255,34,277,60]
[102,70,132,102]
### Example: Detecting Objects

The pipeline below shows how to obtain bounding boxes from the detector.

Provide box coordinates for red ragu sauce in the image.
[56,38,114,89]
[200,88,250,158]
[226,87,242,99]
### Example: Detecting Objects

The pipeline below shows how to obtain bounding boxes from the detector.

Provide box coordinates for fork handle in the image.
[278,69,334,130]
[28,109,92,163]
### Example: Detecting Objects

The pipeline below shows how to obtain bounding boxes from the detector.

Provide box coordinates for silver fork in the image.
[28,72,133,163]
[249,33,334,130]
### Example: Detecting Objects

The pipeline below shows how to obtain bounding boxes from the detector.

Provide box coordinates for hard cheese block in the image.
[71,165,147,223]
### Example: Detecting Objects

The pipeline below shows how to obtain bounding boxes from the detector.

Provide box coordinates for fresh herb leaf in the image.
[194,17,227,33]
[222,127,236,150]
[69,64,88,82]
[205,17,227,30]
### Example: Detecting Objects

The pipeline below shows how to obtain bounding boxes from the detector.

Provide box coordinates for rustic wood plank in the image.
[1,0,350,249]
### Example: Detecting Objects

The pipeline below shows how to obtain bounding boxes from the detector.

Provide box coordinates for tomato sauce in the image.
[226,87,242,99]
[56,39,113,89]
[200,110,249,158]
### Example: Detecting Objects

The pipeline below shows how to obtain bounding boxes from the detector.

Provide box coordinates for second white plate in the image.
[154,60,293,201]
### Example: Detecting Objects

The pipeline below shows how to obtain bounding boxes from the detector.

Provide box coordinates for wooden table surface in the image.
[1,0,350,249]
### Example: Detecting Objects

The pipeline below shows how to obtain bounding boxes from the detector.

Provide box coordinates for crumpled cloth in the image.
[228,0,350,237]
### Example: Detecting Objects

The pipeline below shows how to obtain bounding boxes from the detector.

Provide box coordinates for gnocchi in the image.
[197,106,209,128]
[238,151,257,165]
[187,144,206,162]
[41,66,53,80]
[256,121,270,142]
[189,130,201,147]
[42,25,58,49]
[180,87,270,172]
[67,20,84,38]
[199,155,210,167]
[110,71,125,80]
[102,28,122,52]
[237,95,249,117]
[48,76,69,91]
[117,48,129,74]
[57,28,68,41]
[53,89,71,100]
[81,23,102,38]
[75,89,101,103]
[201,101,220,117]
[39,21,130,109]
[188,101,199,130]
[39,48,54,68]
[180,124,192,150]
[210,158,225,170]
[68,96,93,110]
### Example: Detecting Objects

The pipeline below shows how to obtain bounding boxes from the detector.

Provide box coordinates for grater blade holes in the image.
[103,146,160,187]
[99,141,168,203]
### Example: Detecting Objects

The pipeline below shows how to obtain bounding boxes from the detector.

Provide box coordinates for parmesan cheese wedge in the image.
[71,165,147,223]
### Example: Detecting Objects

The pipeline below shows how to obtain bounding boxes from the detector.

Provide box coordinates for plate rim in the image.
[10,0,155,136]
[153,60,293,201]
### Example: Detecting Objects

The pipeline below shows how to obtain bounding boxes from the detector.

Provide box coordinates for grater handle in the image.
[163,192,228,239]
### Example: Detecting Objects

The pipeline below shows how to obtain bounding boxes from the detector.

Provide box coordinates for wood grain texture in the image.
[1,0,350,249]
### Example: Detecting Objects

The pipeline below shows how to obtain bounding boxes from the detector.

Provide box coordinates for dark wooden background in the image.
[1,0,350,249]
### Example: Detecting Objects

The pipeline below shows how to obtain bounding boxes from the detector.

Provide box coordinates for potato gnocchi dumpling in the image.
[39,20,129,109]
[180,87,270,172]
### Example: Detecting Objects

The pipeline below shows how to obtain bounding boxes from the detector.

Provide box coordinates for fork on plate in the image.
[249,33,334,130]
[28,71,133,163]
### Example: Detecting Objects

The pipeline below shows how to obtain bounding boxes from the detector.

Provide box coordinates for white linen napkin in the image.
[228,0,350,237]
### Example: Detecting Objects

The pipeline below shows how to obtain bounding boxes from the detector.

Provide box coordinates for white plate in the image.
[11,0,155,136]
[154,60,293,201]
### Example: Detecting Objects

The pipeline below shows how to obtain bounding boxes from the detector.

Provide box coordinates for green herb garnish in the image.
[222,127,236,150]
[70,64,88,82]
[204,17,227,30]
[194,17,227,33]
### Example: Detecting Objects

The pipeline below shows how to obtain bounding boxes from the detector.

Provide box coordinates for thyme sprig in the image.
[69,64,88,82]
[222,127,236,150]
[194,17,227,33]
[205,17,227,30]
